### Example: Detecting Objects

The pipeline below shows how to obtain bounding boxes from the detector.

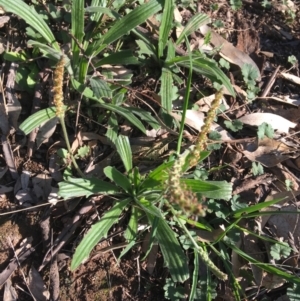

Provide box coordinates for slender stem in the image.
[176,35,193,154]
[59,116,85,178]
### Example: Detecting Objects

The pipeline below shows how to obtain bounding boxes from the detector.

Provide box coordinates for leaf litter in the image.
[0,1,300,300]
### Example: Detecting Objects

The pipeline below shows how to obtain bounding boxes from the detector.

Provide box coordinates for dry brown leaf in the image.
[171,110,233,141]
[261,190,300,229]
[242,137,294,167]
[238,112,296,133]
[173,7,183,39]
[195,93,229,112]
[4,278,18,301]
[32,174,52,201]
[268,203,300,245]
[195,228,224,243]
[36,118,58,148]
[28,266,50,301]
[281,72,300,86]
[199,25,261,81]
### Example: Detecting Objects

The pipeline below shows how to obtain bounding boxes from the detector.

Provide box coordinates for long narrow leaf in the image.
[230,244,300,284]
[19,107,63,135]
[181,179,232,201]
[0,0,59,50]
[102,0,162,45]
[166,56,235,96]
[90,0,108,22]
[233,197,286,218]
[115,135,132,172]
[176,13,211,45]
[154,215,189,282]
[104,166,132,193]
[94,103,146,134]
[58,177,120,199]
[71,198,131,270]
[160,68,173,114]
[139,200,189,282]
[124,206,139,242]
[71,0,84,76]
[158,0,174,57]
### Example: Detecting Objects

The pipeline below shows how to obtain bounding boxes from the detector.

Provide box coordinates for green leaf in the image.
[137,197,163,218]
[126,107,160,130]
[207,131,221,150]
[180,179,232,201]
[160,68,175,114]
[287,283,300,301]
[71,198,131,270]
[104,166,132,193]
[167,56,235,97]
[102,0,162,45]
[19,107,62,135]
[141,151,211,189]
[230,0,242,10]
[164,278,185,301]
[89,77,112,99]
[176,13,210,45]
[115,135,132,172]
[252,162,264,176]
[179,179,220,192]
[94,50,140,67]
[89,0,110,22]
[0,0,59,50]
[288,55,298,66]
[94,103,146,134]
[208,131,221,140]
[224,120,243,132]
[189,252,199,301]
[106,112,118,144]
[241,63,259,87]
[158,0,174,57]
[233,197,286,218]
[136,39,157,58]
[71,0,85,65]
[154,216,189,282]
[58,177,120,199]
[85,6,117,19]
[27,64,39,88]
[124,206,139,242]
[257,122,274,140]
[270,242,291,260]
[230,195,248,211]
[219,58,230,70]
[3,51,29,62]
[76,145,90,159]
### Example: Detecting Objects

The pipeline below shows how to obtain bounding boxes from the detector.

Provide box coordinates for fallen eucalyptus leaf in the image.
[239,113,296,134]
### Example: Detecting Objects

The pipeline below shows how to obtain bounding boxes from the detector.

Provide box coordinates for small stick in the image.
[260,66,280,98]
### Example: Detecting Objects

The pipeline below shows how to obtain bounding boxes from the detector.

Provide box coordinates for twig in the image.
[260,66,280,98]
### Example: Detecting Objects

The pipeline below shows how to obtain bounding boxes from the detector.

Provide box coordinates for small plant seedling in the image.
[288,55,298,67]
[230,0,242,10]
[224,120,243,132]
[257,122,274,140]
[252,162,264,176]
[241,63,260,101]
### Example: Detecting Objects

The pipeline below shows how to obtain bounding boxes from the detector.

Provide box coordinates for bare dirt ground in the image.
[0,1,300,300]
